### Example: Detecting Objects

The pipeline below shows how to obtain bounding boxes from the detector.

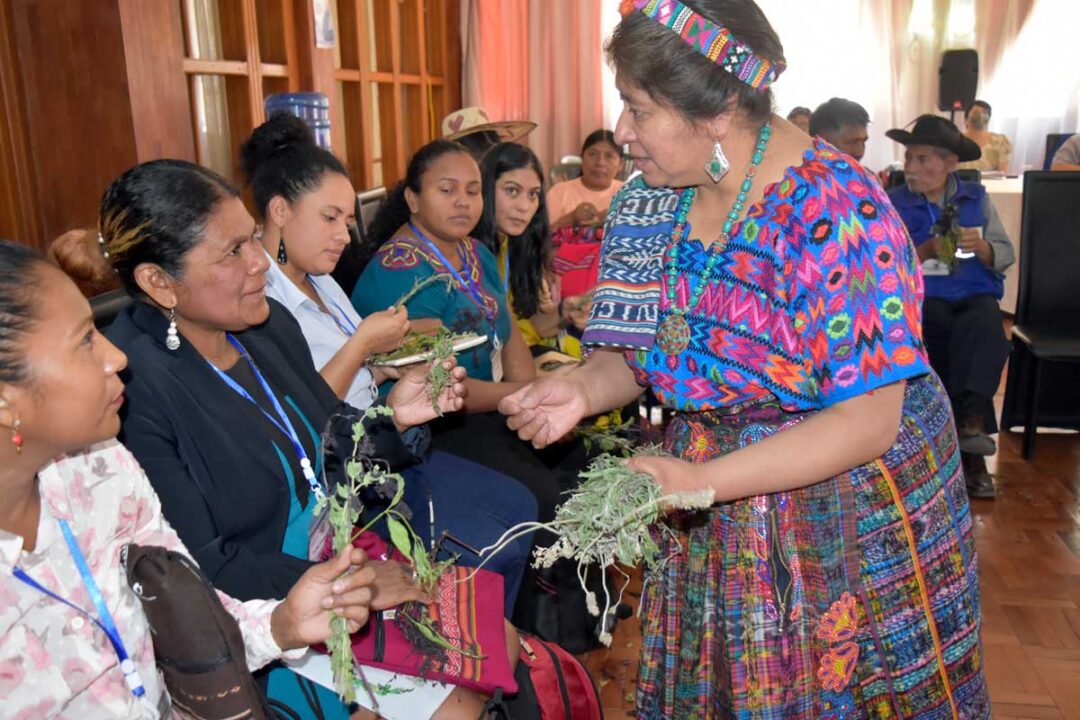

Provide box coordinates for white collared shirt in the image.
[264,257,378,410]
[0,441,299,718]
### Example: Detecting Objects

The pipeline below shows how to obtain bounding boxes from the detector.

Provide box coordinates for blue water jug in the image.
[264,92,332,150]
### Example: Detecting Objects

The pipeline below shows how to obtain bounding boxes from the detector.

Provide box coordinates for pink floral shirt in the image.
[0,441,303,719]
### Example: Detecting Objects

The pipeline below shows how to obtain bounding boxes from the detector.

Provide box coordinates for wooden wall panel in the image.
[11,0,138,243]
[117,0,196,162]
[0,0,42,248]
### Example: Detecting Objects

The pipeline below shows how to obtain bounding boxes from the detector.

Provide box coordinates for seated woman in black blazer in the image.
[77,159,500,720]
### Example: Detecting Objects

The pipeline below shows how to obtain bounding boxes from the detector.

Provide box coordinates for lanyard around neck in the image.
[206,334,323,501]
[306,275,357,337]
[408,221,497,325]
[13,519,148,703]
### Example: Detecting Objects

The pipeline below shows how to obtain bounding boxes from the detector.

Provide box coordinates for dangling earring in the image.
[165,308,181,351]
[705,140,730,183]
[276,235,288,265]
[11,418,22,455]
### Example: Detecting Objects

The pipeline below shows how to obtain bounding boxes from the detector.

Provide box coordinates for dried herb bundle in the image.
[467,447,714,645]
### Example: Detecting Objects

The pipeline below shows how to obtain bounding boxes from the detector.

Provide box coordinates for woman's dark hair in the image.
[97,159,240,299]
[240,112,349,218]
[366,139,474,254]
[786,106,811,121]
[581,129,622,157]
[606,0,784,126]
[0,240,45,383]
[457,130,502,160]
[970,100,992,117]
[474,142,550,318]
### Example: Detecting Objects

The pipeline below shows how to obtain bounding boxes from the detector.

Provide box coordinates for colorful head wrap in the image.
[619,0,785,92]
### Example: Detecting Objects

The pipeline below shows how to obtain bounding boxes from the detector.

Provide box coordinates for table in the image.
[983,176,1024,314]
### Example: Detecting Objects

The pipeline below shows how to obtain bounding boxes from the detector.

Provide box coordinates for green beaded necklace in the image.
[655,122,773,356]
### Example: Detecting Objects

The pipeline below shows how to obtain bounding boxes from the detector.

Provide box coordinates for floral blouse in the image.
[0,441,303,719]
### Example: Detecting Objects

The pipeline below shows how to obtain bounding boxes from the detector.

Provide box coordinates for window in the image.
[331,0,460,189]
[181,0,299,184]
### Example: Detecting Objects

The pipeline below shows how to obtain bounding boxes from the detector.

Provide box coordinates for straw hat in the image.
[441,106,536,143]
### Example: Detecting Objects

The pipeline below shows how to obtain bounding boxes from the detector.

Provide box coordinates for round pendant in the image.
[657,313,691,355]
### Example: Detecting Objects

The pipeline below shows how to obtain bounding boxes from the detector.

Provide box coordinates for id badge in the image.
[308,502,334,562]
[490,335,504,383]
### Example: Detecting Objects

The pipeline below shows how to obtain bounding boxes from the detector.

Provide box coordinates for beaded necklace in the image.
[656,122,772,356]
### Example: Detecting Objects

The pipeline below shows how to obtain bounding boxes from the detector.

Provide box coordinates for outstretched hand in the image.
[499,376,588,448]
[271,547,377,650]
[386,357,468,429]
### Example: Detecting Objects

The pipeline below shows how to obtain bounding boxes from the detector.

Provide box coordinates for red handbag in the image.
[551,226,603,298]
[317,532,518,696]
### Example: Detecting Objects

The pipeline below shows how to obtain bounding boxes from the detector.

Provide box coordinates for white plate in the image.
[372,334,488,367]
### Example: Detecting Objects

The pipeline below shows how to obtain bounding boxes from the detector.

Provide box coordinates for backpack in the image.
[484,633,604,720]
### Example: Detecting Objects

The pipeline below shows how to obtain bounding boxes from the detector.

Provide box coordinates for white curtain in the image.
[599,0,1080,173]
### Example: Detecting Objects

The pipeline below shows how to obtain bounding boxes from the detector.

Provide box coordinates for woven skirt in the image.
[637,373,990,719]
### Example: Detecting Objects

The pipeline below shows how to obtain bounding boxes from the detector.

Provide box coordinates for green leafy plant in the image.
[393,273,453,311]
[464,447,714,645]
[315,405,480,701]
[575,417,637,456]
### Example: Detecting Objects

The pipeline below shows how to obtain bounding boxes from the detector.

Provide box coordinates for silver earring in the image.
[165,308,181,351]
[705,140,730,183]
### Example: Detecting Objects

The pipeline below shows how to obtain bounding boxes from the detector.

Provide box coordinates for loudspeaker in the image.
[938,49,979,112]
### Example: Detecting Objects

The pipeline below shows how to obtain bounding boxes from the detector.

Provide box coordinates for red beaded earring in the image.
[11,418,22,454]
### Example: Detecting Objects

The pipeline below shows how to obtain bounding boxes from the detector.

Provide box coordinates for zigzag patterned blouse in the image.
[603,140,931,412]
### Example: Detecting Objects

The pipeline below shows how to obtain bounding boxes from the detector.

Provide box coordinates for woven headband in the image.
[620,0,784,92]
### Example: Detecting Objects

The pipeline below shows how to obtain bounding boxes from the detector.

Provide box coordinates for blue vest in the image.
[888,176,1004,302]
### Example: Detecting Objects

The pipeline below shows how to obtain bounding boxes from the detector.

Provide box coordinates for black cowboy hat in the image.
[885,114,982,162]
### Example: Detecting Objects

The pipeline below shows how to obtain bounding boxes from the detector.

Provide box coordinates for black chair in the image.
[90,288,132,330]
[1000,172,1080,459]
[1044,133,1076,170]
[331,186,387,297]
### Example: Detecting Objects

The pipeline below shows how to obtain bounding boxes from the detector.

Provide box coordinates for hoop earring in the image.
[11,418,22,455]
[705,140,730,183]
[166,308,181,351]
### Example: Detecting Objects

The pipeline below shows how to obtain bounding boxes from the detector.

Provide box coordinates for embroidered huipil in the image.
[0,440,303,719]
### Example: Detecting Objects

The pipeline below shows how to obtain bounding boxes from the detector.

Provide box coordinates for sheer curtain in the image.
[460,0,605,174]
[600,0,1073,173]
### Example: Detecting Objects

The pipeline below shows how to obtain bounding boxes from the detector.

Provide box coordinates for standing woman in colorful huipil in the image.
[500,1,989,718]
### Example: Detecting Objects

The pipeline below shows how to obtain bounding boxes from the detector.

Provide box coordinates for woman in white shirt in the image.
[0,240,375,718]
[240,115,537,616]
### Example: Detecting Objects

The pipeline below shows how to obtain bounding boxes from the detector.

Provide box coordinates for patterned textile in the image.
[588,140,929,412]
[0,441,298,719]
[622,0,785,91]
[637,375,989,719]
[353,229,512,381]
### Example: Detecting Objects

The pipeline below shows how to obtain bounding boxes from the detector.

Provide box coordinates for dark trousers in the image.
[922,294,1010,433]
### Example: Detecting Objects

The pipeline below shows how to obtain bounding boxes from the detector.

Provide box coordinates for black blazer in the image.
[108,299,415,602]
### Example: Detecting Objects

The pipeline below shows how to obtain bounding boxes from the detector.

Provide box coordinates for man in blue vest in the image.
[887,115,1015,499]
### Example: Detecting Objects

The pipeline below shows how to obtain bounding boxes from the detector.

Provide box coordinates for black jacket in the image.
[108,299,415,601]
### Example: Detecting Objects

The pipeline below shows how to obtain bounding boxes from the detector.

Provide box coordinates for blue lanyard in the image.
[409,221,497,326]
[13,519,147,702]
[208,335,323,500]
[501,242,510,296]
[307,275,357,336]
